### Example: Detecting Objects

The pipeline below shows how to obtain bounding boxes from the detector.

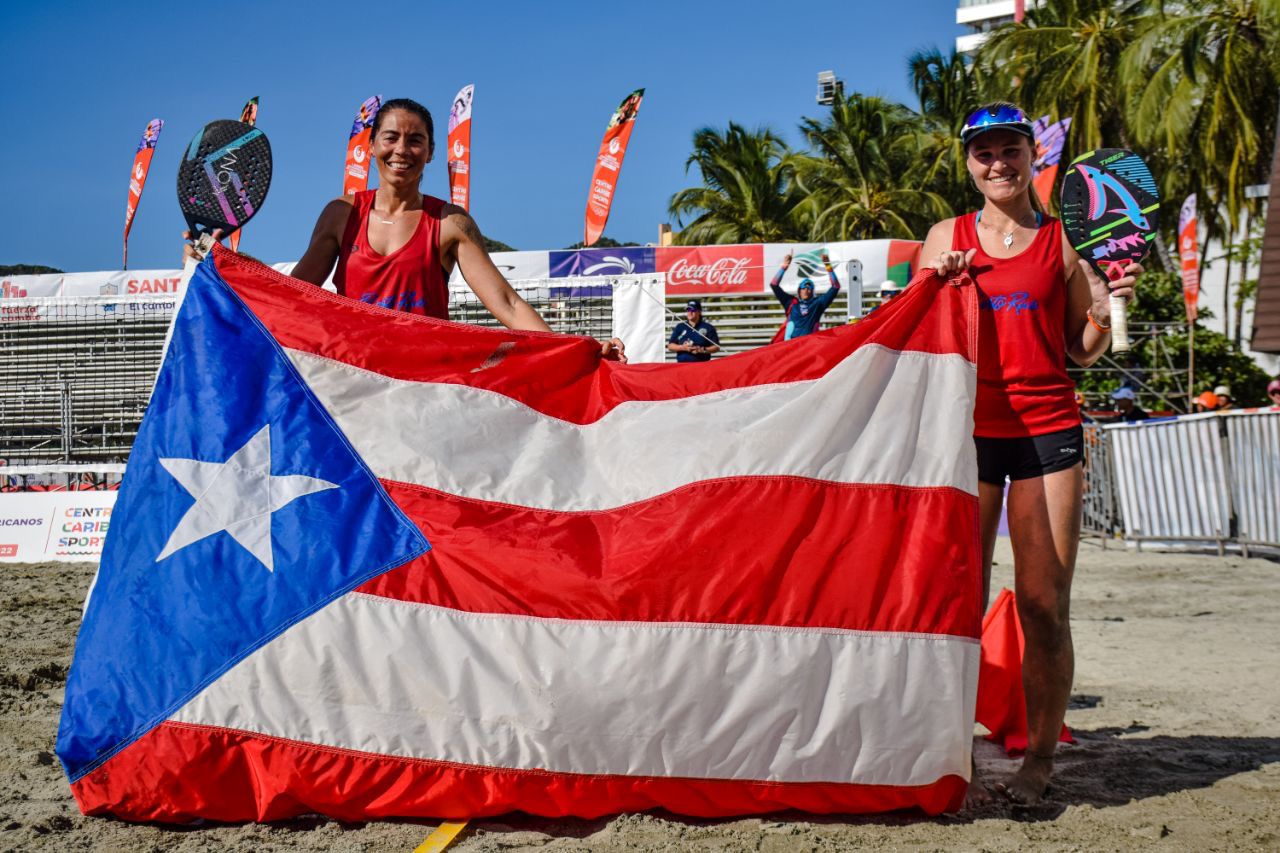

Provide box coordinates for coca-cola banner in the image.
[657,244,762,295]
[549,247,655,278]
[123,118,163,269]
[344,95,382,196]
[447,85,474,211]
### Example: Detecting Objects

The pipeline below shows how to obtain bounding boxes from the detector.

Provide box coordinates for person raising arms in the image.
[186,98,624,360]
[919,102,1143,807]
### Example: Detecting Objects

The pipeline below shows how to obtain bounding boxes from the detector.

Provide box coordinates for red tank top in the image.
[334,190,450,319]
[952,212,1079,438]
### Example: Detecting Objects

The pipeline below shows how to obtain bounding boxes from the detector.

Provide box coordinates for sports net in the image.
[0,296,174,468]
[448,277,618,341]
[0,283,630,473]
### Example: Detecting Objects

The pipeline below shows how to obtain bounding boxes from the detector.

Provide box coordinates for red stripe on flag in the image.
[72,722,967,822]
[361,478,982,638]
[212,247,977,425]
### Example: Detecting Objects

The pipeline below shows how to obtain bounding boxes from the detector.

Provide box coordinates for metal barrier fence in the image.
[1087,411,1280,556]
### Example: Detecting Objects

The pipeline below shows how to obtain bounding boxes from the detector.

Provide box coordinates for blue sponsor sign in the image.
[549,247,655,278]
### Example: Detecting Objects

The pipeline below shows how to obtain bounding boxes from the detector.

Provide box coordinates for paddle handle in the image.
[193,232,217,261]
[1109,294,1130,353]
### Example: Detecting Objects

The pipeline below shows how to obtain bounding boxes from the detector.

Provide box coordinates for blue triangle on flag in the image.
[56,256,430,781]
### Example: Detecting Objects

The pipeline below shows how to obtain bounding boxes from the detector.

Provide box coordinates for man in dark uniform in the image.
[667,299,721,362]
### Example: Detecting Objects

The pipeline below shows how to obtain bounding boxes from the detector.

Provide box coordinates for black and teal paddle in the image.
[1059,148,1160,353]
[177,119,272,259]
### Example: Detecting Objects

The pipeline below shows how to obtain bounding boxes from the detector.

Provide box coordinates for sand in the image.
[2,538,1278,852]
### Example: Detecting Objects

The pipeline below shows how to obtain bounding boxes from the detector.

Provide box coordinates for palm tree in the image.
[794,94,951,241]
[667,123,804,245]
[1122,0,1280,342]
[979,0,1138,155]
[908,46,987,215]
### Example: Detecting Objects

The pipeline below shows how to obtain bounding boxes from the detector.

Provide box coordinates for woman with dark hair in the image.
[919,103,1143,806]
[187,98,623,359]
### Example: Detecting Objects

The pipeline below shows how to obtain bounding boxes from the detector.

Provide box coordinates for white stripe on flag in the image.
[288,345,978,511]
[172,593,979,787]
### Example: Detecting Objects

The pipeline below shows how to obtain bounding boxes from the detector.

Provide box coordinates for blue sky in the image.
[0,1,962,272]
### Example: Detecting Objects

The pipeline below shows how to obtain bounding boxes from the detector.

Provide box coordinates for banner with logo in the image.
[549,246,655,278]
[657,244,762,295]
[229,98,259,254]
[1178,194,1200,321]
[0,492,118,562]
[1031,116,1071,209]
[344,95,382,196]
[447,85,474,211]
[584,89,644,247]
[123,119,163,270]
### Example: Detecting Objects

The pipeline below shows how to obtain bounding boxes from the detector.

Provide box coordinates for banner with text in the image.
[1178,194,1200,321]
[1031,116,1071,209]
[0,492,118,563]
[229,97,259,254]
[343,95,382,196]
[447,85,474,210]
[123,118,163,270]
[584,89,644,247]
[657,244,763,295]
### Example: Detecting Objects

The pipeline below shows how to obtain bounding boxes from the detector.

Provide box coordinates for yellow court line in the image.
[414,820,468,853]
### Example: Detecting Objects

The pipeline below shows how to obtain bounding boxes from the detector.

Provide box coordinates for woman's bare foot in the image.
[994,752,1054,804]
[965,773,994,809]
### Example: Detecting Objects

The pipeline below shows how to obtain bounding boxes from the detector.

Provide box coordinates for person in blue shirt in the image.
[770,252,841,340]
[667,299,721,362]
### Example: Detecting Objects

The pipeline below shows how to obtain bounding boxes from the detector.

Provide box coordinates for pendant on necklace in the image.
[1003,232,1014,249]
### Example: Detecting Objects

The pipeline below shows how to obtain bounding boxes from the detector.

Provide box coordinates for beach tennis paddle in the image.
[178,119,272,259]
[1059,148,1159,353]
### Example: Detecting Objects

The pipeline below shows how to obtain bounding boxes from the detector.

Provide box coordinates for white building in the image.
[955,0,1036,53]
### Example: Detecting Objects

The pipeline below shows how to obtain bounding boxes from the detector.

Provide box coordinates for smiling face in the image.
[371,109,432,189]
[965,129,1035,204]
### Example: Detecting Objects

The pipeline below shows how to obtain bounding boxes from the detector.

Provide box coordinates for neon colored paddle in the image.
[1059,148,1160,353]
[177,119,272,259]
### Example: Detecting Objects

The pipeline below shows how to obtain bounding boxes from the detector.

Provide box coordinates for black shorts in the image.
[975,425,1084,485]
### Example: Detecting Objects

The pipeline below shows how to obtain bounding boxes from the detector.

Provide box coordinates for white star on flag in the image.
[156,425,338,571]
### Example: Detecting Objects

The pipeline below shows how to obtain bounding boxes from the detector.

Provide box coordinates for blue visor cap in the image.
[961,104,1034,145]
[796,278,815,292]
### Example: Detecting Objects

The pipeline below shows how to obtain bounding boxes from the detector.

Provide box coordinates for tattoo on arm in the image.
[456,213,483,245]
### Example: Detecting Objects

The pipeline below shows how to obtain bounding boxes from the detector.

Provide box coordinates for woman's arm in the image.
[920,218,972,277]
[443,207,553,332]
[289,198,355,286]
[1062,236,1141,367]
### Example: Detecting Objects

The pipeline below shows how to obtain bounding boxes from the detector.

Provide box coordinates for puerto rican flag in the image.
[58,246,982,822]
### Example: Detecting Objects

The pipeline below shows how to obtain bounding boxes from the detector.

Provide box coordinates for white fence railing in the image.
[1092,410,1280,555]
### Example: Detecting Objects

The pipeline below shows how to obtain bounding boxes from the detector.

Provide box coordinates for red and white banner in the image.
[229,97,259,254]
[657,244,763,295]
[69,249,983,821]
[1178,194,1200,322]
[343,95,382,196]
[446,85,474,210]
[123,119,162,270]
[584,89,644,247]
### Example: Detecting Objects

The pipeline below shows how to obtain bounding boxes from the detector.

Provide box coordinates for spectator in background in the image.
[876,280,903,307]
[1110,387,1149,423]
[667,299,720,363]
[1213,385,1234,410]
[770,252,841,340]
[1267,378,1280,410]
[1194,391,1219,413]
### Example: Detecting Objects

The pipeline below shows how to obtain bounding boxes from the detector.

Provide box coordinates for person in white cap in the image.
[877,280,902,307]
[1212,385,1233,410]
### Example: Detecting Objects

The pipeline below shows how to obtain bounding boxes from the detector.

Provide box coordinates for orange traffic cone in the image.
[975,588,1074,754]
